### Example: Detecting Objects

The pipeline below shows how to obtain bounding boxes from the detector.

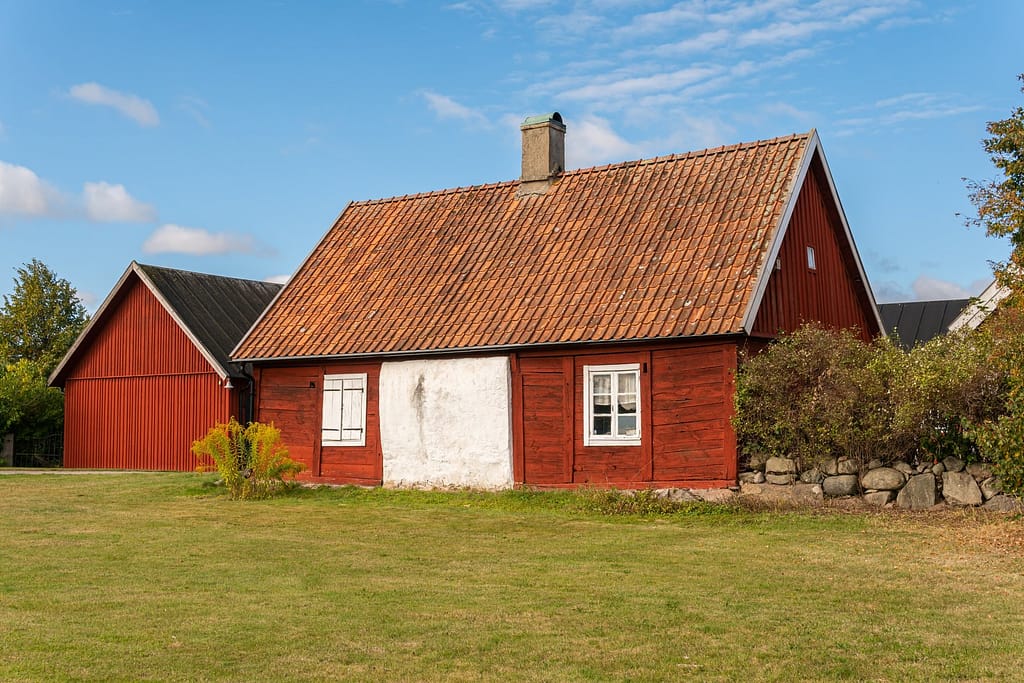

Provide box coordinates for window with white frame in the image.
[321,373,367,446]
[583,364,641,446]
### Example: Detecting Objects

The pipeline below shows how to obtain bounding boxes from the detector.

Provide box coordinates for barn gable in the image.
[49,262,281,471]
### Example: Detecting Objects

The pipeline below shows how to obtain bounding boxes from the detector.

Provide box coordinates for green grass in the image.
[1,474,1023,681]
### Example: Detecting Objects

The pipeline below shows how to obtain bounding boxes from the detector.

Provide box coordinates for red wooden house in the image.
[233,114,881,489]
[49,262,281,470]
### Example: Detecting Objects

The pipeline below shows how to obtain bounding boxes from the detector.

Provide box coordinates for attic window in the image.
[806,246,816,271]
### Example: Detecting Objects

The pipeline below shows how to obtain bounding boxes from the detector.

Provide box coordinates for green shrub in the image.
[733,325,898,465]
[734,324,1007,467]
[968,307,1024,495]
[192,418,305,499]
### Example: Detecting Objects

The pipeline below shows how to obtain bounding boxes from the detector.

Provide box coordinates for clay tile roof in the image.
[234,132,813,361]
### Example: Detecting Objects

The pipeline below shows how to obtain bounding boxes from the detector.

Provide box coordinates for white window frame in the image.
[806,245,817,271]
[583,363,641,447]
[321,373,367,447]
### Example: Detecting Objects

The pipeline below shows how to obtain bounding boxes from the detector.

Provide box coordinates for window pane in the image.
[617,415,637,436]
[592,373,611,395]
[617,372,637,395]
[593,415,612,435]
[618,395,637,414]
[593,393,611,415]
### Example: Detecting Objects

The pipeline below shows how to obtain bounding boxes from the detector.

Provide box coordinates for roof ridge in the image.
[136,262,281,288]
[350,131,812,208]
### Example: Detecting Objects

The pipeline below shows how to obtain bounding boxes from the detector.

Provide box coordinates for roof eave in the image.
[232,331,749,364]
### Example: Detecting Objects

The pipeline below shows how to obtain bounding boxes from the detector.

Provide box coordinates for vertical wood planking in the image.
[60,275,234,471]
[753,157,878,340]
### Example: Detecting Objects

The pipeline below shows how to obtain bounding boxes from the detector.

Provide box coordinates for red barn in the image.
[233,114,881,489]
[49,262,281,470]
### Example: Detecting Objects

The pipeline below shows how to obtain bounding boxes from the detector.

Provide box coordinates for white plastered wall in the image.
[378,356,513,489]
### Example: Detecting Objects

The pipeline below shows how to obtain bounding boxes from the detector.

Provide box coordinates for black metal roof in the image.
[136,263,282,377]
[878,299,970,350]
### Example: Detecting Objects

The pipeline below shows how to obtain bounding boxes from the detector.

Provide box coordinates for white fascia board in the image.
[48,262,138,387]
[948,279,1010,331]
[132,263,230,381]
[228,202,353,362]
[740,131,884,335]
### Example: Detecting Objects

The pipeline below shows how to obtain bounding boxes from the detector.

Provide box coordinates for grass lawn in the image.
[1,474,1023,681]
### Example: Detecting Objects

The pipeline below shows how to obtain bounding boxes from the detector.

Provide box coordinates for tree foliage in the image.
[966,74,1024,299]
[0,360,64,439]
[963,75,1024,496]
[0,259,88,375]
[0,260,87,441]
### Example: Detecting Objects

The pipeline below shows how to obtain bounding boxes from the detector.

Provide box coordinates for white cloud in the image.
[76,290,99,309]
[910,274,972,301]
[421,91,489,126]
[178,95,210,128]
[0,161,61,216]
[69,82,160,127]
[566,115,642,169]
[264,274,290,284]
[562,65,722,102]
[142,224,255,255]
[83,182,156,222]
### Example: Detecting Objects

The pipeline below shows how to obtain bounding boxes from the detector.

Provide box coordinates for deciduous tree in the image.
[0,259,88,374]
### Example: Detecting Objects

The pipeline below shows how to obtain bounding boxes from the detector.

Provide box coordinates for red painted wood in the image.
[510,353,525,483]
[515,341,740,488]
[753,156,879,340]
[255,362,383,485]
[61,274,234,471]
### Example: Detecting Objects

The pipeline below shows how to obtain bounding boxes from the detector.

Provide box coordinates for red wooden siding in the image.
[255,363,382,485]
[514,341,738,488]
[62,275,234,470]
[752,156,879,340]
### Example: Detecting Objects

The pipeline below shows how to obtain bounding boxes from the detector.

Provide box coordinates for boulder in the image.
[822,474,859,497]
[860,467,906,491]
[942,456,965,474]
[766,457,797,474]
[967,463,993,481]
[980,477,1002,501]
[863,490,896,507]
[942,471,983,506]
[931,462,945,476]
[893,461,914,476]
[654,488,702,502]
[738,471,765,484]
[836,458,860,475]
[867,458,884,470]
[791,483,824,505]
[747,452,770,472]
[983,495,1022,513]
[821,458,839,476]
[693,488,736,504]
[766,473,796,485]
[799,467,824,484]
[897,474,937,510]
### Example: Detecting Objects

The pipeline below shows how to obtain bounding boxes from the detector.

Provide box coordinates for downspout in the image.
[240,362,257,425]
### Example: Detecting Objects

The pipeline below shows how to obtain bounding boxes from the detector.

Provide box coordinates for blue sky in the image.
[0,1,1020,308]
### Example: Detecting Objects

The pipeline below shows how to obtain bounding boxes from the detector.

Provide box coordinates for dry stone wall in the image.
[737,455,1020,511]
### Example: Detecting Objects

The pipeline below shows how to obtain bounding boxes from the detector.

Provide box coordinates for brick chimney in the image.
[518,112,565,196]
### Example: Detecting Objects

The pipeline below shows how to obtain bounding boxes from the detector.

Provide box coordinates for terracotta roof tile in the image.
[235,132,812,360]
